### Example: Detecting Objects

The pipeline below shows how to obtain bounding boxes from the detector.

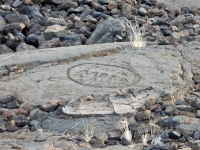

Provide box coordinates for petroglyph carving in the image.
[68,63,140,88]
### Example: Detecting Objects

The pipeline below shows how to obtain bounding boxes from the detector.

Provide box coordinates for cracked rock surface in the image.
[0,42,199,106]
[0,41,199,149]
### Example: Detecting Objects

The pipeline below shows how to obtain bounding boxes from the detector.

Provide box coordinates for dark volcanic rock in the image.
[159,117,179,127]
[181,7,191,14]
[26,33,39,47]
[26,18,41,35]
[3,23,25,38]
[0,94,15,104]
[5,14,30,26]
[86,17,126,44]
[7,125,19,132]
[6,36,24,51]
[7,101,20,109]
[168,130,181,139]
[153,18,169,26]
[138,7,147,16]
[193,76,200,83]
[14,115,28,127]
[0,0,198,56]
[161,27,173,36]
[122,3,133,19]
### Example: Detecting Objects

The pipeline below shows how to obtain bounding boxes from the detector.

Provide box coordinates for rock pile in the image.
[0,0,200,53]
[0,85,200,149]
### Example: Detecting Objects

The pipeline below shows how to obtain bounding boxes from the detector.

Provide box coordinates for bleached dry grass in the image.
[120,116,132,142]
[141,129,151,146]
[124,18,146,48]
[82,118,95,142]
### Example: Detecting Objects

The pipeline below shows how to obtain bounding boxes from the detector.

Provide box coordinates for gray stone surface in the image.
[160,0,200,10]
[0,42,199,116]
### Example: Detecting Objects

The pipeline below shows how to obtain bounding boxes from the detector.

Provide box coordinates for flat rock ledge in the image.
[62,86,161,116]
[0,42,199,150]
[0,42,199,107]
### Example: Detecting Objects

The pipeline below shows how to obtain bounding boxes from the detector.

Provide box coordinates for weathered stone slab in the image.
[0,42,198,116]
[0,42,130,67]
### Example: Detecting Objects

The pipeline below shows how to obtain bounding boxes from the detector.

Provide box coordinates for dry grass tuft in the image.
[124,18,146,48]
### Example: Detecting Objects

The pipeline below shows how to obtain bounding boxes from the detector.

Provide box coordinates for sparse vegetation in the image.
[120,116,132,144]
[124,18,146,48]
[82,118,95,142]
[140,129,151,146]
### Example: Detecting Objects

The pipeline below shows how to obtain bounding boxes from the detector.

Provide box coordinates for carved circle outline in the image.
[67,63,141,88]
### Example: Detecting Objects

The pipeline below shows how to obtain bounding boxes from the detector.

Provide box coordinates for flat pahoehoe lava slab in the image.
[0,42,199,116]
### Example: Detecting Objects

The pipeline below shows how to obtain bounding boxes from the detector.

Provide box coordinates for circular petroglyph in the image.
[68,63,140,88]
